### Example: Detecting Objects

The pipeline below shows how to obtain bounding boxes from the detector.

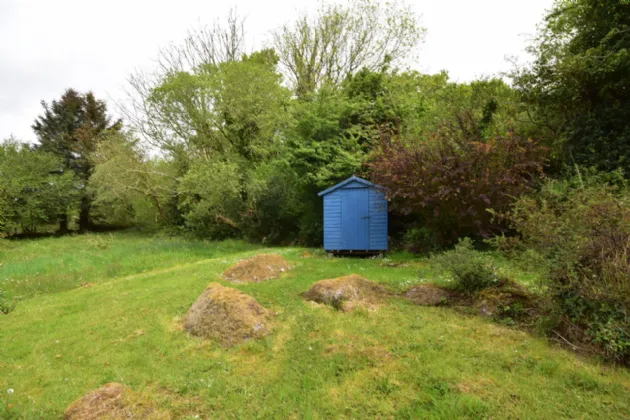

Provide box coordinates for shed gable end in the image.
[320,175,388,251]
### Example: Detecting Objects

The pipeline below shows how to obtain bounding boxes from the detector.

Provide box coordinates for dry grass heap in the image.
[303,274,388,311]
[183,282,271,345]
[404,284,454,306]
[222,254,291,283]
[64,383,169,420]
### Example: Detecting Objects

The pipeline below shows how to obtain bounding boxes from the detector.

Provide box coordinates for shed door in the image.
[341,188,369,250]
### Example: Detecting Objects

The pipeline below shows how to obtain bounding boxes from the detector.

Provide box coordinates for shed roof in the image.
[317,175,381,197]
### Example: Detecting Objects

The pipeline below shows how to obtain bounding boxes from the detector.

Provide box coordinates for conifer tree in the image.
[33,89,121,232]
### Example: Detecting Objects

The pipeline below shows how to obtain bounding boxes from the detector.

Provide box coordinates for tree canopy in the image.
[272,0,424,97]
[0,139,78,234]
[513,0,630,172]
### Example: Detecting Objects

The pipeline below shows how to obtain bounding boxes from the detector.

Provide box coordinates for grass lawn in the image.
[1,232,629,418]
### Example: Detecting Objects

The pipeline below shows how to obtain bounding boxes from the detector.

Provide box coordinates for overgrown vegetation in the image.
[502,173,630,363]
[0,139,78,234]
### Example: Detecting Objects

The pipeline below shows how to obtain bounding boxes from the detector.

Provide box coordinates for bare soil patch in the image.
[184,282,271,346]
[64,383,169,420]
[403,284,455,306]
[222,254,291,283]
[303,274,388,311]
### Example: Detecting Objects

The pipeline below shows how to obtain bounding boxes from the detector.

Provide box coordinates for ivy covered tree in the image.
[32,89,121,232]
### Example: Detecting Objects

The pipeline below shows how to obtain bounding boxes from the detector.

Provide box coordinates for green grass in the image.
[1,233,629,418]
[0,231,258,299]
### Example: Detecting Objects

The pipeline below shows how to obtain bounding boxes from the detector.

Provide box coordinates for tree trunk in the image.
[151,192,165,223]
[79,196,90,233]
[57,213,69,235]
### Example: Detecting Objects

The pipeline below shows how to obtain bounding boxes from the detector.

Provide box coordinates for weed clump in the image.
[473,280,537,322]
[222,254,291,283]
[64,383,169,420]
[436,238,500,295]
[184,282,271,345]
[303,275,388,311]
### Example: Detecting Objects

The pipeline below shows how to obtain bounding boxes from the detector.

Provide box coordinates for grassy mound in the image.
[303,274,388,311]
[183,282,271,345]
[64,383,169,420]
[222,254,291,283]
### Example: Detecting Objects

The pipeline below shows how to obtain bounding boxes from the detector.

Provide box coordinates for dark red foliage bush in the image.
[368,124,547,245]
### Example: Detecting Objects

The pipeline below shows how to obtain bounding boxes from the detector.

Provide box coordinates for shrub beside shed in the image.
[318,175,388,253]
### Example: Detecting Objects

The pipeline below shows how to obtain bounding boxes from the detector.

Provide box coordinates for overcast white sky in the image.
[0,0,554,143]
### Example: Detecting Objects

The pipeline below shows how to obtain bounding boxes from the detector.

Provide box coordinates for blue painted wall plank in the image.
[323,192,342,249]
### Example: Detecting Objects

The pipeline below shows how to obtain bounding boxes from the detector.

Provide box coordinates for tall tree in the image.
[271,0,425,97]
[123,8,247,152]
[145,49,291,161]
[32,89,121,232]
[513,0,630,173]
[89,130,177,225]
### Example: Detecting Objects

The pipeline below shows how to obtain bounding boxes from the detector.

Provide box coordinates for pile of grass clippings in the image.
[303,274,388,311]
[64,383,169,420]
[184,282,272,345]
[222,254,291,283]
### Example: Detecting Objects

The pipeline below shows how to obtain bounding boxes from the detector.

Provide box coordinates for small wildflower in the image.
[7,389,14,395]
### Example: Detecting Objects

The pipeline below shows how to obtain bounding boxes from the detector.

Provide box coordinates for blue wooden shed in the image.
[318,175,388,252]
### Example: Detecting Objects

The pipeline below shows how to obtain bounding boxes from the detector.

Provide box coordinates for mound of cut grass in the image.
[184,282,272,345]
[222,253,291,283]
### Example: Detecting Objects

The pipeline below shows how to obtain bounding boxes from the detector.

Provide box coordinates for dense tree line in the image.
[0,0,627,246]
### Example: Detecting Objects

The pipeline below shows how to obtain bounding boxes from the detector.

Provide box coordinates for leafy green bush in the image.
[177,160,244,239]
[436,238,500,295]
[507,175,630,363]
[0,139,78,235]
[403,226,441,254]
[239,160,302,244]
[0,288,17,315]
